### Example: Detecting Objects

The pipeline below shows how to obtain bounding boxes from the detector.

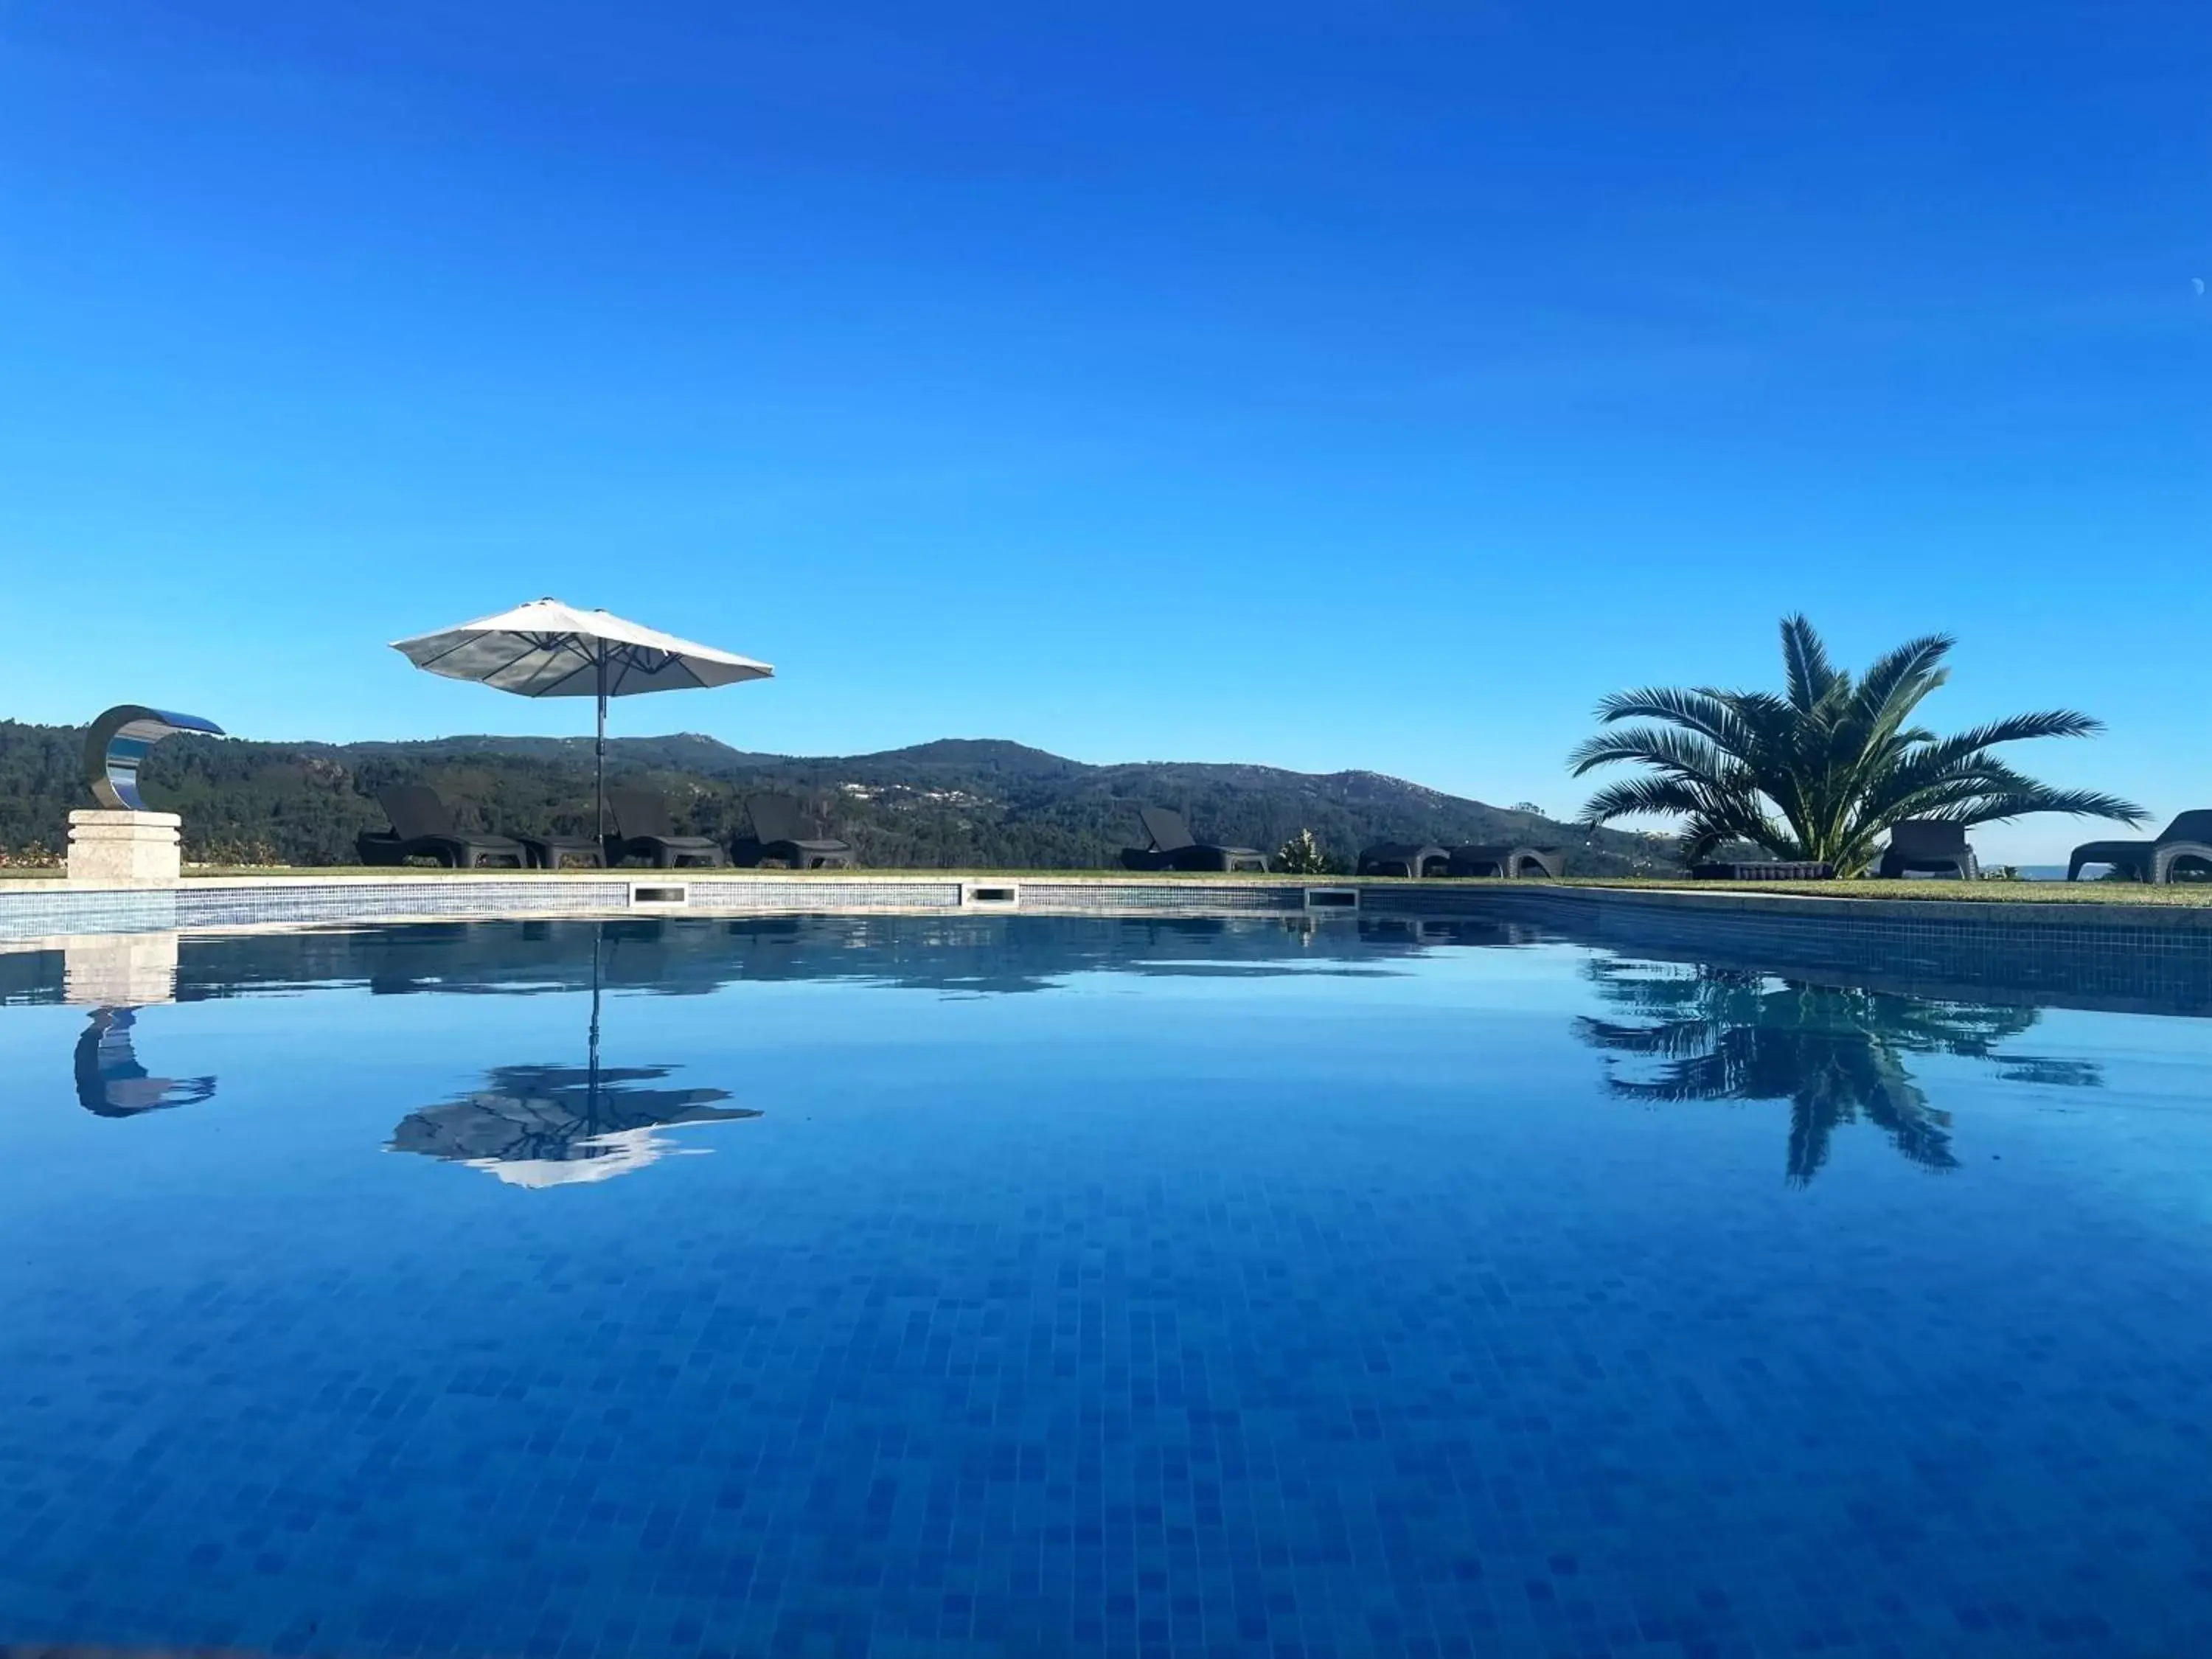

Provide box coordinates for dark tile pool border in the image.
[0,874,1321,941]
[1433,885,2212,1018]
[7,875,2212,1017]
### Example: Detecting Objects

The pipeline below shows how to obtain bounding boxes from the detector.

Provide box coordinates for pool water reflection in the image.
[1,914,2208,1658]
[1573,959,2108,1185]
[72,1005,218,1118]
[390,1064,762,1187]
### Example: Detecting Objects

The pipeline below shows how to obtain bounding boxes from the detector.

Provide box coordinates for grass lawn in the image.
[1564,876,2212,905]
[160,866,1301,880]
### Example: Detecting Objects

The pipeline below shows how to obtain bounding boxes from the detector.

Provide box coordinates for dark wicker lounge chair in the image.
[1877,820,1978,880]
[1691,860,1834,881]
[605,788,726,869]
[358,785,532,869]
[1357,842,1450,878]
[515,832,607,870]
[731,793,855,869]
[2067,812,2212,883]
[1121,807,1268,873]
[1445,845,1563,879]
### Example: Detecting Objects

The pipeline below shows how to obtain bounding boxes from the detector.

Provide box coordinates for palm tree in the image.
[1569,615,2144,872]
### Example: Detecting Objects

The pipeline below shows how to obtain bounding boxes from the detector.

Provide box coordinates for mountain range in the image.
[0,720,1674,873]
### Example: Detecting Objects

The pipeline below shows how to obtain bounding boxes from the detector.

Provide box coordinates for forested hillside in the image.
[0,722,1675,873]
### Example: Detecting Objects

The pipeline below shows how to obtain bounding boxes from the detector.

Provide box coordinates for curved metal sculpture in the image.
[83,705,225,812]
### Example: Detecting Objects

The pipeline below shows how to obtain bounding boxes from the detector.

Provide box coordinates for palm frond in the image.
[1568,726,1736,782]
[1682,796,1796,863]
[1868,747,2146,830]
[1863,773,2026,826]
[1710,689,1798,747]
[1955,788,2148,826]
[1846,633,1954,731]
[1676,816,1740,866]
[1913,710,2106,759]
[1576,775,1712,827]
[1867,721,2088,801]
[1591,686,1754,751]
[1779,615,1840,714]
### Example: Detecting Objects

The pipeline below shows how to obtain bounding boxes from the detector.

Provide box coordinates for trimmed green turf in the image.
[1562,877,2212,905]
[165,866,1293,880]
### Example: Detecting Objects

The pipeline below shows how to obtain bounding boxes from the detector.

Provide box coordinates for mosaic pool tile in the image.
[0,917,2208,1658]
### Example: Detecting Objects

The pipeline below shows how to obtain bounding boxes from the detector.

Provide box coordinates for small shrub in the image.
[1276,828,1335,875]
[184,835,288,867]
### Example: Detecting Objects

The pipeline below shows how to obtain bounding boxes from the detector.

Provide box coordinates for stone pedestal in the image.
[65,930,181,1006]
[68,810,183,886]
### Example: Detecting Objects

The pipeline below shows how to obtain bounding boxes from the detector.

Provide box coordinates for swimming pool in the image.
[3,914,2209,1658]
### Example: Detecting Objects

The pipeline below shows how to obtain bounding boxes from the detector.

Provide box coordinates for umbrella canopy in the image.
[390,598,773,837]
[394,598,773,698]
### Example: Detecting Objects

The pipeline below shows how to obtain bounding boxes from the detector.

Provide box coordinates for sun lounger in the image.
[1445,845,1563,878]
[515,833,607,870]
[1877,820,1978,880]
[605,788,726,869]
[2068,812,2212,883]
[1357,842,1449,877]
[1120,807,1268,873]
[731,793,855,869]
[358,785,534,869]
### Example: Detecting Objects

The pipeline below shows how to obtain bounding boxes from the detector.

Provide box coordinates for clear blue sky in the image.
[2,2,2204,859]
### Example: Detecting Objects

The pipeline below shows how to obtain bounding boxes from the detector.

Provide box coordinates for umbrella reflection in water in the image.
[389,923,758,1186]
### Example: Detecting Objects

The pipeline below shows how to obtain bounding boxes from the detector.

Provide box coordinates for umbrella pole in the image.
[594,653,608,842]
[587,920,602,1129]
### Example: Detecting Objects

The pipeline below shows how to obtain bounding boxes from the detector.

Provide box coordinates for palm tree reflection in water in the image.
[1574,959,2101,1185]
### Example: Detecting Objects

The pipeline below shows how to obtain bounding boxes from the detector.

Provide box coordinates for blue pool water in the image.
[3,914,2211,1658]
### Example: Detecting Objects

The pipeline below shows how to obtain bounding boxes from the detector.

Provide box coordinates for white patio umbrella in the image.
[391,598,773,837]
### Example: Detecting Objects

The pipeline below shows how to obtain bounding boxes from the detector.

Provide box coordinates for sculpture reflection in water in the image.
[388,922,757,1187]
[73,1006,216,1118]
[1575,959,2101,1185]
